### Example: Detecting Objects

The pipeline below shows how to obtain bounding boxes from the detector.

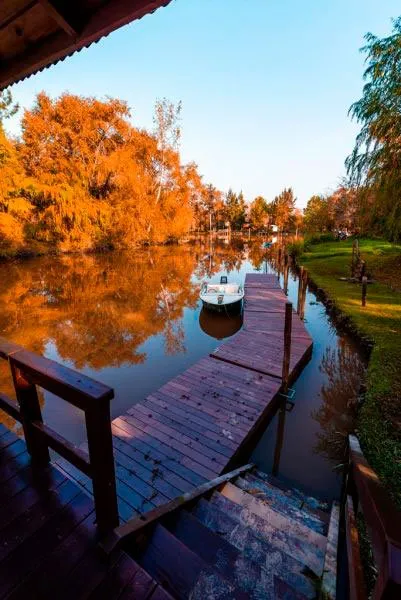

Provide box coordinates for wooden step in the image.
[166,508,315,599]
[193,498,321,596]
[253,470,330,513]
[237,474,328,534]
[136,523,247,599]
[208,489,326,576]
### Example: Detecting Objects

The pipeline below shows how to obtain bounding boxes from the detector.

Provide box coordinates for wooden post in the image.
[277,247,282,279]
[299,269,308,320]
[361,276,367,307]
[360,260,366,280]
[272,400,286,477]
[297,266,304,314]
[283,253,289,295]
[85,402,119,533]
[282,302,292,392]
[9,362,50,466]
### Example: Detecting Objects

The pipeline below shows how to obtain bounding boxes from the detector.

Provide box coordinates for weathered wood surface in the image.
[0,423,172,600]
[61,273,313,523]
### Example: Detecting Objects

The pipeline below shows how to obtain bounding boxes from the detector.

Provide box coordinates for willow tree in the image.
[346,17,401,240]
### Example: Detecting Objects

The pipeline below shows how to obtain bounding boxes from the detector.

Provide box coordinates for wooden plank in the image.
[130,406,228,466]
[0,466,66,531]
[119,415,220,478]
[86,552,143,600]
[0,490,94,598]
[7,512,97,600]
[0,478,80,562]
[114,447,182,500]
[142,397,238,451]
[10,350,113,409]
[111,421,205,487]
[345,496,367,600]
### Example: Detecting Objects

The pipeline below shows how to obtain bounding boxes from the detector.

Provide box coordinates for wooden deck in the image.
[58,273,313,522]
[0,423,173,599]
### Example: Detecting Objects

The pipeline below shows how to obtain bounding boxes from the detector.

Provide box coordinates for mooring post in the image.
[277,247,282,280]
[282,302,292,393]
[297,266,304,314]
[361,276,367,307]
[299,268,308,320]
[283,253,289,295]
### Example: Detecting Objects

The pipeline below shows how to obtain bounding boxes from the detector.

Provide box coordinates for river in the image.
[0,240,365,503]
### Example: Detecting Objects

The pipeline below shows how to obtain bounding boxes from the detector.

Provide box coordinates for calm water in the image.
[0,240,365,502]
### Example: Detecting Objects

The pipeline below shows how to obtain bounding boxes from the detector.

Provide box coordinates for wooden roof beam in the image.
[0,0,37,31]
[38,0,80,36]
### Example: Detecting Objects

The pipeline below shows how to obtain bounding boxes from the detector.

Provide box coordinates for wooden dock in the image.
[0,423,173,599]
[0,272,315,598]
[58,273,313,521]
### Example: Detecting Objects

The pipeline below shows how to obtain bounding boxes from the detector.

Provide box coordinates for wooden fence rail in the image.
[0,337,119,534]
[346,435,401,600]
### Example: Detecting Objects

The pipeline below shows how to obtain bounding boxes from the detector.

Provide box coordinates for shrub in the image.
[305,232,336,245]
[287,239,305,261]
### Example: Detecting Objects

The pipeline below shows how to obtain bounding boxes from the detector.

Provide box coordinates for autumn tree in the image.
[303,195,332,232]
[249,196,269,230]
[224,189,246,229]
[346,17,401,240]
[270,188,296,232]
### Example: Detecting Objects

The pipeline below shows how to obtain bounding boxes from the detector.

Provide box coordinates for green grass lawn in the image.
[302,238,401,508]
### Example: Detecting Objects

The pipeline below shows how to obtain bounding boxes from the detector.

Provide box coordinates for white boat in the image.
[200,277,244,313]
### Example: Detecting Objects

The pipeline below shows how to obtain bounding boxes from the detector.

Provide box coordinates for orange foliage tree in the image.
[0,92,209,253]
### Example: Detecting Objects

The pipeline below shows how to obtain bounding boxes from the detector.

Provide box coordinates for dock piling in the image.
[282,302,293,392]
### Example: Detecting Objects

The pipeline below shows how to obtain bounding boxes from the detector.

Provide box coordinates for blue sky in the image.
[6,0,401,207]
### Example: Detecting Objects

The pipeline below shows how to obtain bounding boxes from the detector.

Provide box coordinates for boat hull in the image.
[201,298,243,314]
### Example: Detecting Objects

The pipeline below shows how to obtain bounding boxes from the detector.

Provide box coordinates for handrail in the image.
[101,463,255,555]
[0,337,119,534]
[347,434,401,600]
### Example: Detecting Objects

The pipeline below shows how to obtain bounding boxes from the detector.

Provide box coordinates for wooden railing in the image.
[0,337,119,534]
[346,435,401,600]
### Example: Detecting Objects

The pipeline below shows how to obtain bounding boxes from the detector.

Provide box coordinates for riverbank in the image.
[301,238,401,508]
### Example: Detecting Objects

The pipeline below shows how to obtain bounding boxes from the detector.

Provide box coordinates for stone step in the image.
[220,483,327,551]
[253,470,330,513]
[237,474,328,535]
[192,498,318,598]
[165,508,310,599]
[210,486,326,576]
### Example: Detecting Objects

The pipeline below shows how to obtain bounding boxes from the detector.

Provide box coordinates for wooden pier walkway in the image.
[58,273,313,521]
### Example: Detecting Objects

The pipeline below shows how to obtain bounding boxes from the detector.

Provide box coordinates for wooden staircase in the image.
[117,468,339,599]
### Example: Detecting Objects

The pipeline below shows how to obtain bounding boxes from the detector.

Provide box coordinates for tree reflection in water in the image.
[312,340,366,463]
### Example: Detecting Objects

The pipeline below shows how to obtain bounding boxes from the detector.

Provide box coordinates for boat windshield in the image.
[203,284,241,295]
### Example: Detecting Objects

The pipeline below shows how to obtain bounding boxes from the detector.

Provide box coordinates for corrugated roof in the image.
[0,0,173,90]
